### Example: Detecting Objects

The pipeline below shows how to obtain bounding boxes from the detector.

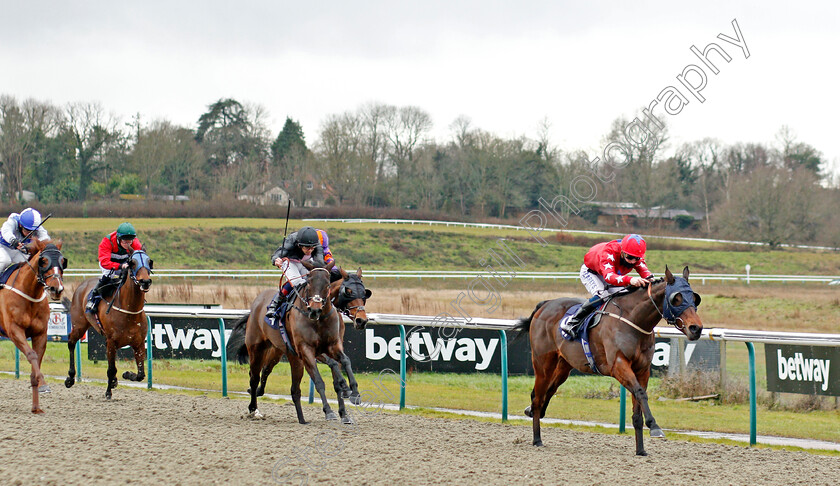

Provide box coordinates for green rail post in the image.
[746,342,757,446]
[15,347,20,379]
[146,315,153,389]
[308,378,314,404]
[218,318,227,397]
[399,325,406,410]
[75,340,82,381]
[499,330,508,422]
[619,386,626,433]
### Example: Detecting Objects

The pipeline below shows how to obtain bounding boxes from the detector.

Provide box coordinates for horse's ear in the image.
[55,239,63,250]
[682,266,690,281]
[364,289,372,299]
[62,257,69,270]
[693,293,701,307]
[339,266,348,279]
[356,267,362,278]
[664,266,675,284]
[149,259,154,270]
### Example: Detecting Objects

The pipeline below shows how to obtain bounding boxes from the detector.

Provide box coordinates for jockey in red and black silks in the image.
[86,222,143,313]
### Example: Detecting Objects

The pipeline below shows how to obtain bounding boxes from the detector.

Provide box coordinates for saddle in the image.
[558,302,606,341]
[0,263,22,286]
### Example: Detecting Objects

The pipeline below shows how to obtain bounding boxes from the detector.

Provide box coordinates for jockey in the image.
[85,222,143,314]
[265,226,337,320]
[0,208,50,275]
[560,233,655,339]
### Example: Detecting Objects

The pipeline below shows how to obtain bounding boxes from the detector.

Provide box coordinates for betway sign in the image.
[88,317,235,361]
[765,344,839,396]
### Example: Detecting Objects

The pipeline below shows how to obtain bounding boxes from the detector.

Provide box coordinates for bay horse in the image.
[230,267,371,403]
[0,239,67,413]
[64,250,153,399]
[232,267,353,423]
[515,266,703,456]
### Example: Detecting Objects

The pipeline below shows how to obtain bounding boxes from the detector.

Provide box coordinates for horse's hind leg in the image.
[530,351,560,446]
[257,350,281,397]
[66,319,91,388]
[32,332,51,394]
[123,339,146,382]
[326,347,353,424]
[540,359,573,419]
[247,342,266,417]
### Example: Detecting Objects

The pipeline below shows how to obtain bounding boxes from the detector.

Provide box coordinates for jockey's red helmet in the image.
[620,234,647,259]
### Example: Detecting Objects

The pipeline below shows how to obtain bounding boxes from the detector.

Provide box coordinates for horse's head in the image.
[663,266,703,340]
[128,250,153,292]
[335,267,371,330]
[303,268,331,321]
[33,240,67,300]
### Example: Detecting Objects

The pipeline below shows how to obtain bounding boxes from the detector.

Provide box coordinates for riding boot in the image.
[265,291,283,319]
[561,296,602,339]
[85,276,109,313]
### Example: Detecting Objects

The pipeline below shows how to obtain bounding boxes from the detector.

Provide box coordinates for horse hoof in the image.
[122,371,132,380]
[348,394,362,406]
[249,409,265,419]
[325,411,339,421]
[650,428,665,439]
[39,384,51,394]
[64,377,75,388]
[533,440,544,447]
[342,415,355,425]
[524,406,533,418]
[636,450,648,456]
[32,408,44,414]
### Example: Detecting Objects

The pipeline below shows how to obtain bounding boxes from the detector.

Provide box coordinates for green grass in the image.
[4,342,837,446]
[44,217,840,274]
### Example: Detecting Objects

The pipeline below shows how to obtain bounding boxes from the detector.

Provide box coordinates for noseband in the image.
[37,247,65,292]
[334,276,367,321]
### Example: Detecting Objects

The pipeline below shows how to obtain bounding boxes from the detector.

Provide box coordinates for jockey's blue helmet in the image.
[19,208,42,231]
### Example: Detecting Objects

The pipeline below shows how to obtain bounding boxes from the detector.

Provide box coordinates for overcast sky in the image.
[2,1,838,174]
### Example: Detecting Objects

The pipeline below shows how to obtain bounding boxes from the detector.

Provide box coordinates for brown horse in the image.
[63,250,153,399]
[233,267,353,423]
[231,267,371,402]
[515,266,703,456]
[0,239,67,413]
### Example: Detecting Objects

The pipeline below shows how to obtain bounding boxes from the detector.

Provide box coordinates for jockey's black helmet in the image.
[297,226,319,247]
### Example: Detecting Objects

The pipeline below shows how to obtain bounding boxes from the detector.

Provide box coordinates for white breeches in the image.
[579,264,623,298]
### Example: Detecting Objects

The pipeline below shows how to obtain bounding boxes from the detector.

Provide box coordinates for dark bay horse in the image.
[231,267,371,402]
[515,266,703,456]
[232,268,353,423]
[0,239,67,413]
[64,250,153,399]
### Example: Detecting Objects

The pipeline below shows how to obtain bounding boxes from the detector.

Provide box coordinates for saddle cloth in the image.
[0,263,22,286]
[558,301,606,341]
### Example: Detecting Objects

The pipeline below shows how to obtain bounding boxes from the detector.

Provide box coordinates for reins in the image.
[0,247,63,303]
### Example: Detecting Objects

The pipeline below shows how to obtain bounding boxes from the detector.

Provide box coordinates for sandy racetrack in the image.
[0,378,837,485]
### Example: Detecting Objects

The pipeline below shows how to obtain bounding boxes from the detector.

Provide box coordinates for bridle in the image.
[128,250,153,292]
[334,275,367,321]
[294,268,335,320]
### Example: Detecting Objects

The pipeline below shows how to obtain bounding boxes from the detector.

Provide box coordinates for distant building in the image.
[587,201,704,228]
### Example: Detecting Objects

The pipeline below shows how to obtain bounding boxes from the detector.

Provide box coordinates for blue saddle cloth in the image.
[558,302,604,341]
[264,302,297,357]
[0,263,22,285]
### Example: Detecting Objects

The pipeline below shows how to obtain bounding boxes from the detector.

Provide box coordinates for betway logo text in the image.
[776,349,831,392]
[365,328,498,371]
[150,324,233,358]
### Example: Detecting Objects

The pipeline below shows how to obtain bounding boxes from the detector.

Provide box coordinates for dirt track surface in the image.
[0,378,838,485]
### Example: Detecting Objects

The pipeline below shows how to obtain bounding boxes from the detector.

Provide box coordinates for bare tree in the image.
[65,102,121,201]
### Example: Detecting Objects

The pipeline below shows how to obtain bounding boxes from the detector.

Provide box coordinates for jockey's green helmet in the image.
[116,222,137,240]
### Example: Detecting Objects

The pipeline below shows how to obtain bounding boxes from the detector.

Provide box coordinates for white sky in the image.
[2,1,839,173]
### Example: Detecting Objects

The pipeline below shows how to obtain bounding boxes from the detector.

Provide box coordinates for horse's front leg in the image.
[123,338,146,382]
[105,339,118,400]
[318,353,351,401]
[636,368,663,437]
[326,346,352,424]
[7,327,45,413]
[611,357,661,456]
[337,351,361,405]
[32,332,51,394]
[300,346,337,421]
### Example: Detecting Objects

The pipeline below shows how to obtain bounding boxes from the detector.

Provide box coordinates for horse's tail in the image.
[61,296,72,313]
[227,313,251,365]
[512,300,548,343]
